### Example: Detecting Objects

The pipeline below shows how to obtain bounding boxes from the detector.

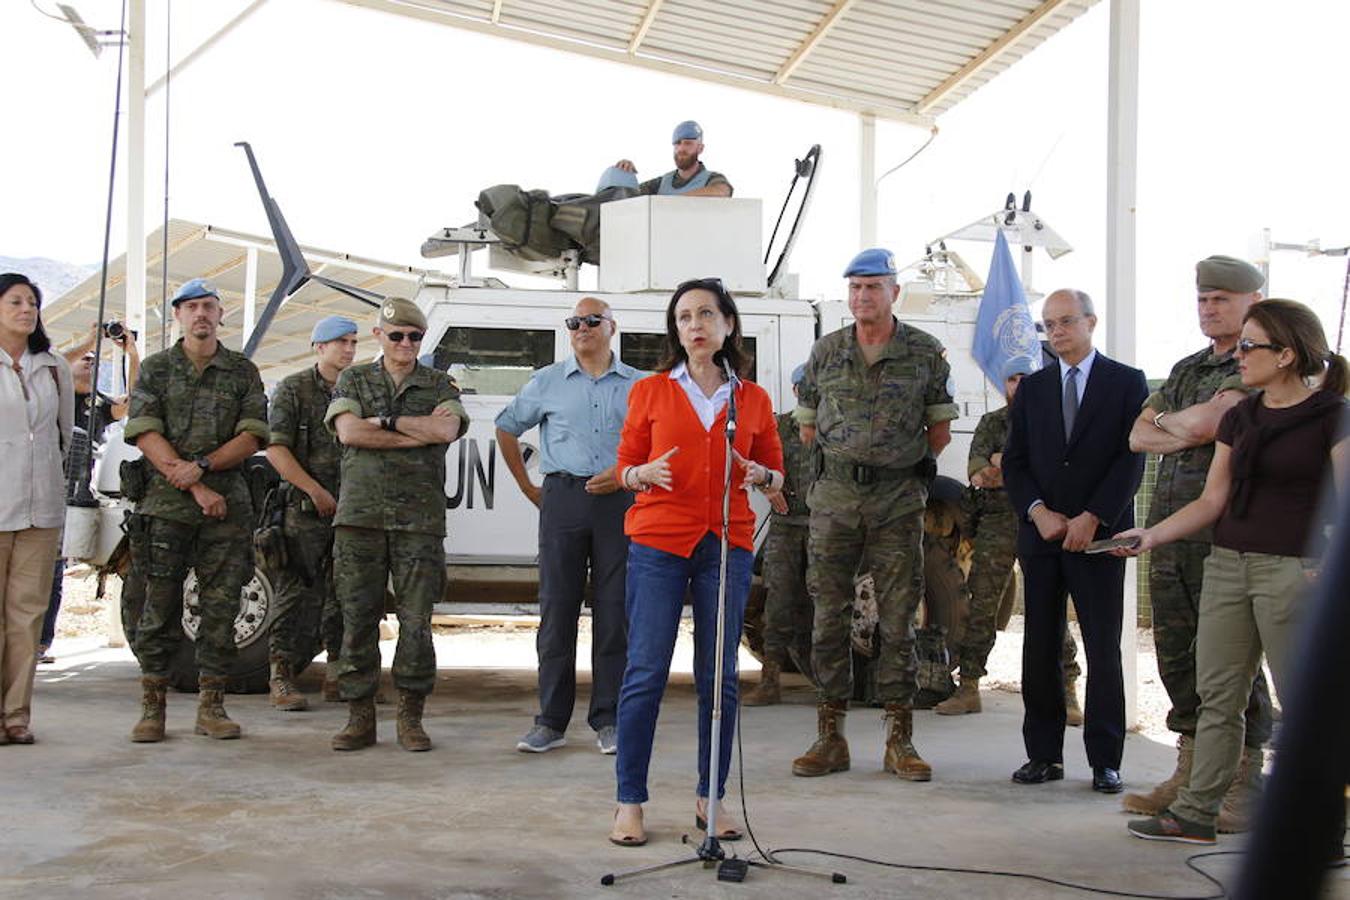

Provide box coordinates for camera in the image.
[102,321,135,342]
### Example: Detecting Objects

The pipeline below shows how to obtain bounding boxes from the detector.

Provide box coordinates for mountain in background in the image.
[0,256,97,300]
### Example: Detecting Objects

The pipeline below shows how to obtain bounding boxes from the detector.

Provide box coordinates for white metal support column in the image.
[1106,0,1141,727]
[859,113,877,248]
[126,0,147,349]
[242,247,259,345]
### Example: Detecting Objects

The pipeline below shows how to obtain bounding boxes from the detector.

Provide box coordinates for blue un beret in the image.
[311,315,358,344]
[672,120,703,143]
[1001,357,1035,381]
[791,363,808,386]
[843,248,897,278]
[171,278,219,306]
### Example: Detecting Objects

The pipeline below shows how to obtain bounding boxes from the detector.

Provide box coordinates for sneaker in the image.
[1127,810,1216,845]
[37,645,55,665]
[516,724,566,753]
[596,725,618,755]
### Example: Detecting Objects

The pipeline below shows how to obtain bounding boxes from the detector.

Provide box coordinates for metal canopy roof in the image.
[41,219,448,384]
[333,0,1099,124]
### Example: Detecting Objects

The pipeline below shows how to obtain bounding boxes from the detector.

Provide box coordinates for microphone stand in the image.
[602,358,843,888]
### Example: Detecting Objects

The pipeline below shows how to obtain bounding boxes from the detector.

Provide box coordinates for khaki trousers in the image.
[1171,546,1304,826]
[0,527,60,728]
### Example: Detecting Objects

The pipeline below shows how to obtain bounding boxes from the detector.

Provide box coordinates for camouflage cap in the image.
[1196,255,1264,294]
[377,297,427,331]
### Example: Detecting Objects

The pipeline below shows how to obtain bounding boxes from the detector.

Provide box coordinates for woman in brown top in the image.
[1113,300,1348,847]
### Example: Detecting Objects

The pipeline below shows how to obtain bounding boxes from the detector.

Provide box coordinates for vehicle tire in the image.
[166,566,278,694]
[922,540,970,658]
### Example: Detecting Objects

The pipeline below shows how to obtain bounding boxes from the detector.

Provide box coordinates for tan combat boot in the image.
[934,676,981,715]
[791,699,850,776]
[742,660,782,707]
[882,704,932,781]
[396,690,432,752]
[130,675,169,743]
[194,676,242,740]
[269,657,310,711]
[1217,746,1264,833]
[1122,734,1194,814]
[1064,677,1084,727]
[331,697,377,751]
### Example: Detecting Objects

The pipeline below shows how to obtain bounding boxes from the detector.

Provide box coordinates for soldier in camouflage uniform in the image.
[937,359,1084,719]
[264,316,359,711]
[123,279,269,743]
[1121,255,1272,830]
[325,298,468,752]
[743,363,818,706]
[790,248,959,782]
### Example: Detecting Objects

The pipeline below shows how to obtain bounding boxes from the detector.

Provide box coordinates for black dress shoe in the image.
[1092,767,1124,793]
[1012,759,1064,784]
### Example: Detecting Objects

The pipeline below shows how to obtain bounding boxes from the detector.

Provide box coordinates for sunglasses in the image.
[1236,338,1281,354]
[384,330,424,344]
[676,277,727,296]
[565,314,611,331]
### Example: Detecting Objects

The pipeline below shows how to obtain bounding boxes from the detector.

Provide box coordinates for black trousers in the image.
[1020,550,1126,770]
[535,474,632,733]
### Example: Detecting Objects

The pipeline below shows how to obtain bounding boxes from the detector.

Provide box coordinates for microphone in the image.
[714,350,738,428]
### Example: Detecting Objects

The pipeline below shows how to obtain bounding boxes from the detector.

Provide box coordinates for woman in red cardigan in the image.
[608,278,785,847]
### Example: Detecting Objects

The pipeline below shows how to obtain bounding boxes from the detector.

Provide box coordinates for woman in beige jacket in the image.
[0,273,74,745]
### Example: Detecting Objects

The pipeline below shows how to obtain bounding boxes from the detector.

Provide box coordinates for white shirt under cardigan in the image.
[0,346,74,531]
[669,361,732,431]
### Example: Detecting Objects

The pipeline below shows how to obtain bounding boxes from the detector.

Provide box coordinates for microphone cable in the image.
[726,683,1246,898]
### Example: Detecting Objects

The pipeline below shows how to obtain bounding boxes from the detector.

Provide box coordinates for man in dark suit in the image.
[1002,288,1147,793]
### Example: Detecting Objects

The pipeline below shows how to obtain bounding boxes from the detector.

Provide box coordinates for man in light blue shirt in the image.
[496,297,644,755]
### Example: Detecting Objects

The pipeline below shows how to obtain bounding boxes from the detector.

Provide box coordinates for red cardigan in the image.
[616,373,784,557]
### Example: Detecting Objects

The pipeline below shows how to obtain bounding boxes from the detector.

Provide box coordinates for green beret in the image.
[1196,255,1264,294]
[377,297,427,331]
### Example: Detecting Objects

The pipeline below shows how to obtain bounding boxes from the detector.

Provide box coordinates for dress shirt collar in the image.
[1058,348,1097,384]
[669,361,732,431]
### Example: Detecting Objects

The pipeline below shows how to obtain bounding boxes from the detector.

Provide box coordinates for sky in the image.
[3,0,1347,377]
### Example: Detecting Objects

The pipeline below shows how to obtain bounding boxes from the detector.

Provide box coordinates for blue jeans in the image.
[615,533,752,804]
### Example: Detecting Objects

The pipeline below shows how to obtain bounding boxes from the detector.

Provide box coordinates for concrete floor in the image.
[3,636,1345,900]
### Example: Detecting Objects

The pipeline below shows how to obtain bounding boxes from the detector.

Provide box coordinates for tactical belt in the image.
[822,458,921,486]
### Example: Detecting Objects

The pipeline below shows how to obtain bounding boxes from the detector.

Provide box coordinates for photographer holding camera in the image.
[38,321,141,665]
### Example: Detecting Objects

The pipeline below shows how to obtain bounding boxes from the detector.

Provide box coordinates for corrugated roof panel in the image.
[333,0,1103,123]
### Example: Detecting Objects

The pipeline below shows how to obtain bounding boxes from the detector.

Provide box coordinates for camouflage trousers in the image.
[332,526,444,700]
[268,502,343,665]
[809,507,923,705]
[1149,540,1273,748]
[760,519,813,674]
[959,507,1081,681]
[134,514,252,678]
[120,513,150,659]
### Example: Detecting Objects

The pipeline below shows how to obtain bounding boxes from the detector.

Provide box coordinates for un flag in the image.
[973,230,1040,389]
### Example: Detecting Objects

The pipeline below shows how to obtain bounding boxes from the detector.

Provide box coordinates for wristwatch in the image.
[193,456,211,472]
[1152,411,1166,430]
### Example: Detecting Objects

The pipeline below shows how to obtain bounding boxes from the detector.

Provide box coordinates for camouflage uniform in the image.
[959,406,1082,681]
[1144,348,1272,748]
[268,365,345,668]
[759,412,818,674]
[795,318,959,704]
[324,361,468,701]
[123,341,269,678]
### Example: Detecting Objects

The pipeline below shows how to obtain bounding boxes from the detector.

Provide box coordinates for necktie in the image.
[1063,366,1079,437]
